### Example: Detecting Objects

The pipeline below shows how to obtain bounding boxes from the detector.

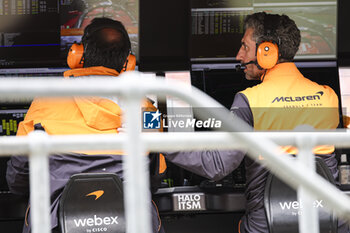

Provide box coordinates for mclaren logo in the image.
[86,190,104,200]
[272,91,324,103]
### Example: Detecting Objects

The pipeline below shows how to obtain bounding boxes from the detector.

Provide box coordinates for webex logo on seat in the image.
[279,199,324,216]
[70,190,120,232]
[73,215,119,227]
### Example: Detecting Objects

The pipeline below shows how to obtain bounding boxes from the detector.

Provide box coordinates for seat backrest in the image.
[59,173,125,233]
[264,157,338,233]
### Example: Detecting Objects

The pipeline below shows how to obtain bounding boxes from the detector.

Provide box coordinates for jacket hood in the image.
[74,96,123,130]
[65,66,123,130]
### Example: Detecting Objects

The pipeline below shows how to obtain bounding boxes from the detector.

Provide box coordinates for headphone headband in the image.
[68,18,133,71]
[67,42,136,72]
[261,14,280,44]
[256,14,280,70]
[83,22,128,42]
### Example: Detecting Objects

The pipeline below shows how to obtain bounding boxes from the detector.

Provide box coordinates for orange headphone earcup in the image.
[120,54,136,73]
[67,43,84,69]
[256,41,279,69]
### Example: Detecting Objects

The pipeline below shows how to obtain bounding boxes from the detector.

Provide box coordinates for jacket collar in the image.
[64,66,120,78]
[261,62,301,82]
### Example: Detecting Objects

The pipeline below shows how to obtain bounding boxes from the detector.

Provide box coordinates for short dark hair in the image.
[82,18,131,72]
[244,12,301,62]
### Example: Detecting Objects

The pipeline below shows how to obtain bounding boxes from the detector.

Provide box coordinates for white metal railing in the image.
[0,71,350,233]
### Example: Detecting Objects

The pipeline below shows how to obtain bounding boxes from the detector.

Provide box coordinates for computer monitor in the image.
[338,0,350,66]
[0,108,28,136]
[0,0,139,68]
[0,67,67,76]
[60,0,139,62]
[0,0,61,68]
[0,104,31,193]
[190,0,337,62]
[0,106,29,191]
[190,0,252,63]
[138,0,190,72]
[339,67,350,128]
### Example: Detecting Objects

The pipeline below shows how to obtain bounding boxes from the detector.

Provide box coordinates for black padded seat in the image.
[59,173,125,233]
[264,157,338,233]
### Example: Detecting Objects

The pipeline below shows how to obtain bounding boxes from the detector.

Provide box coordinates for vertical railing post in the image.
[297,134,319,233]
[123,90,151,233]
[28,131,51,233]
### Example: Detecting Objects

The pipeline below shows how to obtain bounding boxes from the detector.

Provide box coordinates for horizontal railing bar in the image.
[0,75,194,99]
[3,130,350,222]
[1,131,350,155]
[1,73,350,232]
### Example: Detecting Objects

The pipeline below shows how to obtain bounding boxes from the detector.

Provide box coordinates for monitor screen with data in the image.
[190,0,337,62]
[0,0,60,67]
[0,0,139,68]
[60,0,139,60]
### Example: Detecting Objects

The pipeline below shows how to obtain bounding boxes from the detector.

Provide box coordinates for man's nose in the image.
[236,49,243,61]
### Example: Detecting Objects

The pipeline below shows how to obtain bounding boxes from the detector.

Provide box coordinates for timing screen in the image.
[60,0,138,59]
[190,0,337,61]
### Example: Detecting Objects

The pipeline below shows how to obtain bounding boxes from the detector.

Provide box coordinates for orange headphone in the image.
[67,43,136,72]
[256,15,280,70]
[67,43,84,69]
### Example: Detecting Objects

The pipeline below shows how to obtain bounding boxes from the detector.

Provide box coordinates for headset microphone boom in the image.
[235,60,257,72]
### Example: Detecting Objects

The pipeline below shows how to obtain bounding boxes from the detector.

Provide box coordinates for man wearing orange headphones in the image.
[165,12,344,233]
[6,18,166,233]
